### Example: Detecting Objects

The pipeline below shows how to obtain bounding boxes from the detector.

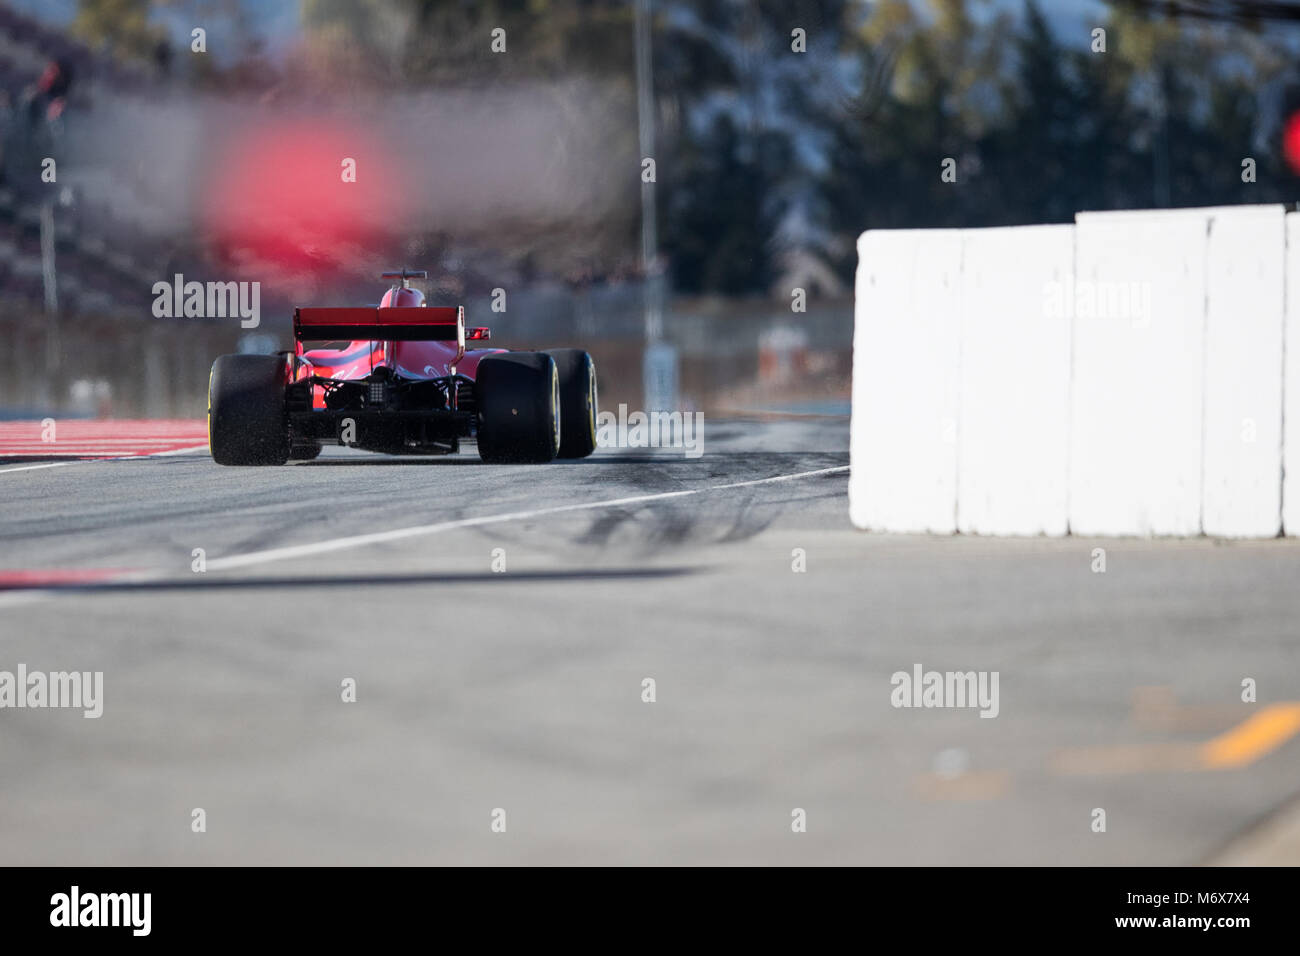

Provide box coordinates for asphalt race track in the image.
[1,417,1298,865]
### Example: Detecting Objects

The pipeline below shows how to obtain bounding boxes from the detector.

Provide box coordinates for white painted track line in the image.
[0,461,78,475]
[0,444,209,475]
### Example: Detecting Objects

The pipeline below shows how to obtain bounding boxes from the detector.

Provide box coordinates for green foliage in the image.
[661,115,791,294]
[71,0,168,63]
[819,0,1295,284]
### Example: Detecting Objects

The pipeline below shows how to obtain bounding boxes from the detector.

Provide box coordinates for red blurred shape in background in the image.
[202,118,406,274]
[1284,111,1300,176]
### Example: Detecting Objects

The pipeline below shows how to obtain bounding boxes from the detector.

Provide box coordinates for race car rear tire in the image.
[208,354,290,466]
[476,352,560,464]
[546,349,598,459]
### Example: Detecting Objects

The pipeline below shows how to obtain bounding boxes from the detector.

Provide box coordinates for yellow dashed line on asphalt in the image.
[1050,702,1300,775]
[1201,703,1300,770]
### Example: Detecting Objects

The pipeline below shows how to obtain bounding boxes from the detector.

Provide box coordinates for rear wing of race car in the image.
[294,306,465,344]
[293,306,491,345]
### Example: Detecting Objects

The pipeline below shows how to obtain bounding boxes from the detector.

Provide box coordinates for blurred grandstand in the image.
[0,6,190,417]
[0,6,157,315]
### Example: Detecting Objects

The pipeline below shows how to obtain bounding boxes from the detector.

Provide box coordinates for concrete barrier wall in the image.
[849,230,962,533]
[1071,210,1208,536]
[1286,212,1300,536]
[851,204,1291,538]
[1202,206,1285,537]
[957,225,1073,536]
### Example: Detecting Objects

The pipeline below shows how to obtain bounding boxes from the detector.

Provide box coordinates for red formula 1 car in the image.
[207,270,597,465]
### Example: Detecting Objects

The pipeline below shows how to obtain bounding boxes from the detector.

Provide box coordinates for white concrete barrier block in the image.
[957,225,1073,536]
[1070,212,1208,535]
[850,230,963,532]
[1202,205,1284,537]
[1284,212,1300,536]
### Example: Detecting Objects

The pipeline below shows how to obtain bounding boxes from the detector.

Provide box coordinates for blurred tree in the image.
[817,0,1297,284]
[817,0,1013,275]
[71,0,169,64]
[1116,0,1300,23]
[984,1,1119,223]
[661,114,791,294]
[654,0,851,294]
